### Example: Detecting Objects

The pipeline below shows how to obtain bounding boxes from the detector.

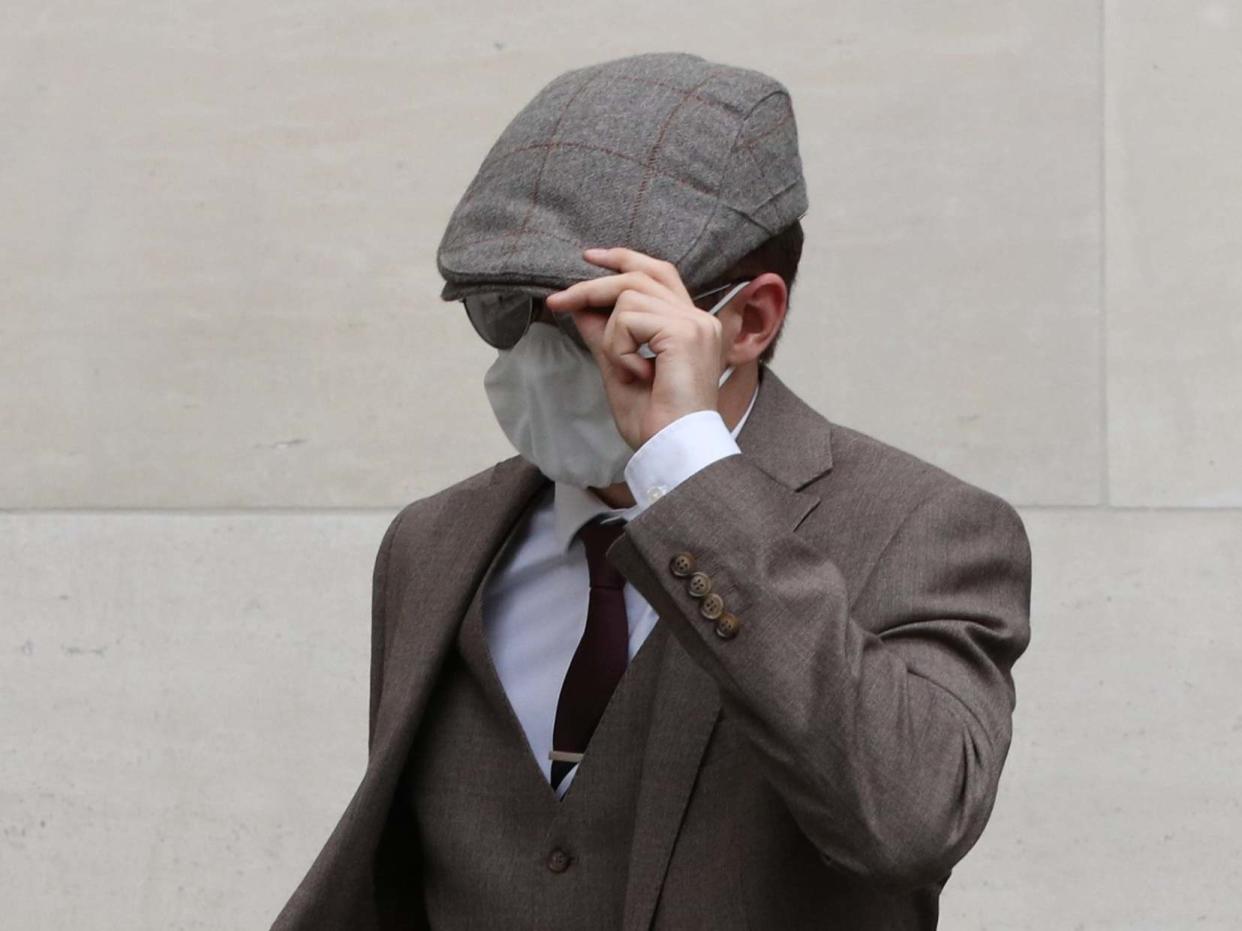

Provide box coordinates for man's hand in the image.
[544,246,731,450]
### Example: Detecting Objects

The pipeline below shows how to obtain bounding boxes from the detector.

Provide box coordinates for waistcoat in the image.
[398,522,671,930]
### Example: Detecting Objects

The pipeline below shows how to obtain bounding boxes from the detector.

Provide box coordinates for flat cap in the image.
[436,51,808,302]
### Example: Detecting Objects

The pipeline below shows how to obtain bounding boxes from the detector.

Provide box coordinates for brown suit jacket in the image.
[271,365,1032,929]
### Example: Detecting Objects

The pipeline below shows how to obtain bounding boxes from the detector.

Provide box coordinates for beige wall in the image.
[2,2,1239,927]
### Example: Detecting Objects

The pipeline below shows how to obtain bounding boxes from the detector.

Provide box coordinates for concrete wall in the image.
[2,3,1238,927]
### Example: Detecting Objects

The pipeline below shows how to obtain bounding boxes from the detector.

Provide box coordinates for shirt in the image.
[480,379,761,799]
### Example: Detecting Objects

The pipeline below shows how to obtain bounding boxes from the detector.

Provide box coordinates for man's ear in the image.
[734,274,787,360]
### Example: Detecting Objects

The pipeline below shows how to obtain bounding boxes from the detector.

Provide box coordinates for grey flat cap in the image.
[436,51,808,302]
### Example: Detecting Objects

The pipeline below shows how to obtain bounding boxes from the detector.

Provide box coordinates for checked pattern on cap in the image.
[436,51,808,302]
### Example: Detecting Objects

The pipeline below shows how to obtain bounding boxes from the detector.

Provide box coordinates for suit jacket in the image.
[271,365,1032,930]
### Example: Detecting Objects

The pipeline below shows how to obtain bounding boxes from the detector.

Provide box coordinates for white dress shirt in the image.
[481,379,761,799]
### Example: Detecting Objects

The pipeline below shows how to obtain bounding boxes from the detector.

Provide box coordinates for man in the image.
[272,51,1031,930]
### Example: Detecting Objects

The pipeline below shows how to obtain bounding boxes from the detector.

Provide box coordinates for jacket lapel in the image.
[369,458,549,771]
[274,458,552,930]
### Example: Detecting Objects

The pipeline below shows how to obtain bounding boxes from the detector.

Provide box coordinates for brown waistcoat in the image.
[397,534,671,930]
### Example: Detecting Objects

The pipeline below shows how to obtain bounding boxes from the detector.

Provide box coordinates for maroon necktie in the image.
[550,516,629,791]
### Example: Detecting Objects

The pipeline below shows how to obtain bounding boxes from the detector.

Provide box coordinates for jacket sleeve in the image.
[613,452,1033,892]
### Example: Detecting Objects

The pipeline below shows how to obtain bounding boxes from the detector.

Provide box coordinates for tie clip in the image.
[549,750,584,763]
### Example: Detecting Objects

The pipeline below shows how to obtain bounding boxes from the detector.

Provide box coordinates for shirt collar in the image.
[551,377,761,553]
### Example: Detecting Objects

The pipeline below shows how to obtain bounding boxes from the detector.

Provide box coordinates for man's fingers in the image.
[543,247,716,387]
[583,247,693,302]
[567,303,651,385]
[602,292,719,379]
[545,270,675,314]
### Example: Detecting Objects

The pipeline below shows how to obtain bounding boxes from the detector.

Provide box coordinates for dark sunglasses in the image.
[462,279,753,354]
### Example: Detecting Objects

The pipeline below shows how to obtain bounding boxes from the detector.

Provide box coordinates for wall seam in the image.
[1099,0,1112,508]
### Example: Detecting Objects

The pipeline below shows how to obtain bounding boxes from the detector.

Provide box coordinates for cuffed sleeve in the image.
[623,408,742,513]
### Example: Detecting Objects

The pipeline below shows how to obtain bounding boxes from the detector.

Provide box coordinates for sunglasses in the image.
[463,279,753,357]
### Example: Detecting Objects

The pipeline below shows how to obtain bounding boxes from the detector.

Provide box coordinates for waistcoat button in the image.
[547,847,572,873]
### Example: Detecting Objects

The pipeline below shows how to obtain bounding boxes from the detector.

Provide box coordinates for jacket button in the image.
[700,592,724,620]
[546,847,572,873]
[714,612,741,640]
[686,571,712,598]
[669,552,696,577]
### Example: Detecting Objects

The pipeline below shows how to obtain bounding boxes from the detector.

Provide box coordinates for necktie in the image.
[550,515,629,791]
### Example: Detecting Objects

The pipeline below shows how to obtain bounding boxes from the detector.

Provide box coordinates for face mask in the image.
[484,324,736,488]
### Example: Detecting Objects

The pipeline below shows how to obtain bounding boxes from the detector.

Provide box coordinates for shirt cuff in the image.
[624,409,742,513]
